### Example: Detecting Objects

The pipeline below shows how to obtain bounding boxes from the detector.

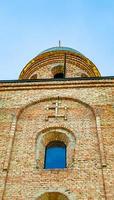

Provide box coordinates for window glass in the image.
[54,73,64,79]
[44,141,66,169]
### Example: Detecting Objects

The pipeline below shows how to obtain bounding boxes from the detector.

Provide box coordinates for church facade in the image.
[0,47,114,199]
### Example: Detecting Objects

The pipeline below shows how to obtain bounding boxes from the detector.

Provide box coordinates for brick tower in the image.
[0,47,114,200]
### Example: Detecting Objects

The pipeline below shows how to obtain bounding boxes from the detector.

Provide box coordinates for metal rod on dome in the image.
[63,53,66,78]
[59,40,61,47]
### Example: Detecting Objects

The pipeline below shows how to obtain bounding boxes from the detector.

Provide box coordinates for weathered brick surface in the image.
[0,78,114,200]
[28,63,88,79]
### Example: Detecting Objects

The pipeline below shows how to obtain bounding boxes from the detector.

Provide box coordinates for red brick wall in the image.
[0,79,114,200]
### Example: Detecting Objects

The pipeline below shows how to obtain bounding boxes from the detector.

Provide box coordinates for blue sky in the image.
[0,0,114,80]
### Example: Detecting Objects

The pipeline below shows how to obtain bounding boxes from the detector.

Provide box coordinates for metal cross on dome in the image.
[45,97,68,121]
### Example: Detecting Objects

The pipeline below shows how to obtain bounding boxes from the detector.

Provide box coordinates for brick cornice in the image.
[0,78,114,91]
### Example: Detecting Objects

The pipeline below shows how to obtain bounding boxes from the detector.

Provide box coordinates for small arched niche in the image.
[30,74,37,79]
[37,192,69,200]
[81,73,88,77]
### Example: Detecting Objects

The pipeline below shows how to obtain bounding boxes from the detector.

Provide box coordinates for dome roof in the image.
[39,46,84,56]
[19,46,101,79]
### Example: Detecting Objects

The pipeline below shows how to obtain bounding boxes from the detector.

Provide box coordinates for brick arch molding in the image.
[35,126,76,169]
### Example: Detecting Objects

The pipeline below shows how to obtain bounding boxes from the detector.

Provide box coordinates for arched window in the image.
[51,65,64,79]
[44,141,66,169]
[36,127,76,169]
[54,72,64,79]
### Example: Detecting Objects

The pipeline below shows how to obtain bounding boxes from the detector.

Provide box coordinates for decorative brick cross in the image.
[45,98,68,120]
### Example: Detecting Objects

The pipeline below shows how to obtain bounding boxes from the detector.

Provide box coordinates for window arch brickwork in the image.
[35,189,77,200]
[35,127,76,169]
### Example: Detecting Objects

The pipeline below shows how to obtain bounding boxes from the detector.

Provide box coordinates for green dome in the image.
[39,46,84,56]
